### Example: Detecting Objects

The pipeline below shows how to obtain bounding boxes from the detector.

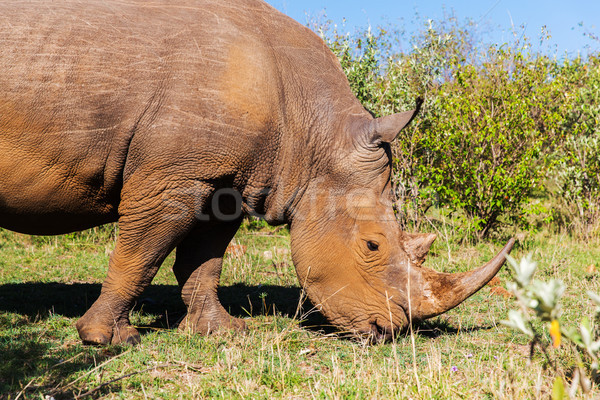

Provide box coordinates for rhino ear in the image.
[370,98,422,144]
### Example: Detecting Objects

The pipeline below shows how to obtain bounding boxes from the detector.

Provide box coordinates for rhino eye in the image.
[366,241,379,251]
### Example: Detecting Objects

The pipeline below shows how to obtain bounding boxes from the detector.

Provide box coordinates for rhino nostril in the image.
[369,321,392,343]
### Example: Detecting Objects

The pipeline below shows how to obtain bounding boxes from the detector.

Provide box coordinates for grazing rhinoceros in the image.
[0,0,514,345]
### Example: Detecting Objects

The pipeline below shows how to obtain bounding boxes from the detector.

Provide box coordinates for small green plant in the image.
[503,255,600,397]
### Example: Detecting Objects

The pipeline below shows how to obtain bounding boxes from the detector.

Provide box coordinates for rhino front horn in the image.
[410,238,515,320]
[371,98,423,144]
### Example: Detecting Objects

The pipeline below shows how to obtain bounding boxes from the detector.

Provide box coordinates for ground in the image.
[1,219,599,399]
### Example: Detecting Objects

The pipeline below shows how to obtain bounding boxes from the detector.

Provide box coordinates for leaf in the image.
[590,340,600,353]
[551,376,566,400]
[580,318,593,348]
[587,291,600,307]
[507,255,537,288]
[550,320,561,348]
[501,310,533,336]
[530,279,565,318]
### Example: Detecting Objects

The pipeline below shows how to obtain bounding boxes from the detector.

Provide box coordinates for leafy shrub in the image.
[554,56,600,238]
[321,17,599,238]
[413,48,568,237]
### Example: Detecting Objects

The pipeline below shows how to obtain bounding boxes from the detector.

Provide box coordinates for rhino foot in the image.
[76,318,141,346]
[111,324,141,345]
[178,308,246,335]
[76,323,113,346]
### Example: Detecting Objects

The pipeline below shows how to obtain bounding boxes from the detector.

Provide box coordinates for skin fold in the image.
[0,0,513,345]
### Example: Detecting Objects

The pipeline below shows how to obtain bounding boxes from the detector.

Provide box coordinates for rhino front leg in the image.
[173,219,246,334]
[76,210,193,345]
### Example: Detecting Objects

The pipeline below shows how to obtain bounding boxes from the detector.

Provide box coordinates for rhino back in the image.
[0,0,362,233]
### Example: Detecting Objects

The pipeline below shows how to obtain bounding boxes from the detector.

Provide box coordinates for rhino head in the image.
[287,102,514,340]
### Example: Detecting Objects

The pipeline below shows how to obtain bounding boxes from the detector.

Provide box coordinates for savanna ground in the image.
[2,214,600,399]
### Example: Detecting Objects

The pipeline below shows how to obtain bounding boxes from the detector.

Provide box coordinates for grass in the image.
[1,219,600,399]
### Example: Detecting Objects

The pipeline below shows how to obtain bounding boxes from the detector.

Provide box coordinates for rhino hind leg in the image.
[173,220,246,335]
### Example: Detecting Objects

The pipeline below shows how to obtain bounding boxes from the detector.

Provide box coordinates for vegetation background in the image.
[2,12,600,400]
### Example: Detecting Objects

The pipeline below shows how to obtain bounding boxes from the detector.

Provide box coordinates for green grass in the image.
[2,220,600,399]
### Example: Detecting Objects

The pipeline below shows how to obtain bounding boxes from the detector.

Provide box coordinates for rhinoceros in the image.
[0,0,514,345]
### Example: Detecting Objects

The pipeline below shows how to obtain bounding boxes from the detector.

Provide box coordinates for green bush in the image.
[413,48,568,237]
[321,17,599,238]
[554,56,600,238]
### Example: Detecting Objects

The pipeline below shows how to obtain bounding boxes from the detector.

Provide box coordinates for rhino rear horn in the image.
[371,98,422,143]
[405,232,436,266]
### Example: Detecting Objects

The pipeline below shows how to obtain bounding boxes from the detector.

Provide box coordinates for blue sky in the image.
[265,1,599,58]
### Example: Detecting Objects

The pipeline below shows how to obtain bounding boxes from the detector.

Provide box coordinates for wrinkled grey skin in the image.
[0,0,513,345]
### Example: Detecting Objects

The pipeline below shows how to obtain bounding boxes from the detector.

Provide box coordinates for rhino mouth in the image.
[357,318,401,343]
[369,321,393,343]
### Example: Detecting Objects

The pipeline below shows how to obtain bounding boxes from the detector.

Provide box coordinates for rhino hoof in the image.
[77,321,141,346]
[78,327,112,346]
[227,317,247,333]
[178,314,247,335]
[111,325,141,345]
